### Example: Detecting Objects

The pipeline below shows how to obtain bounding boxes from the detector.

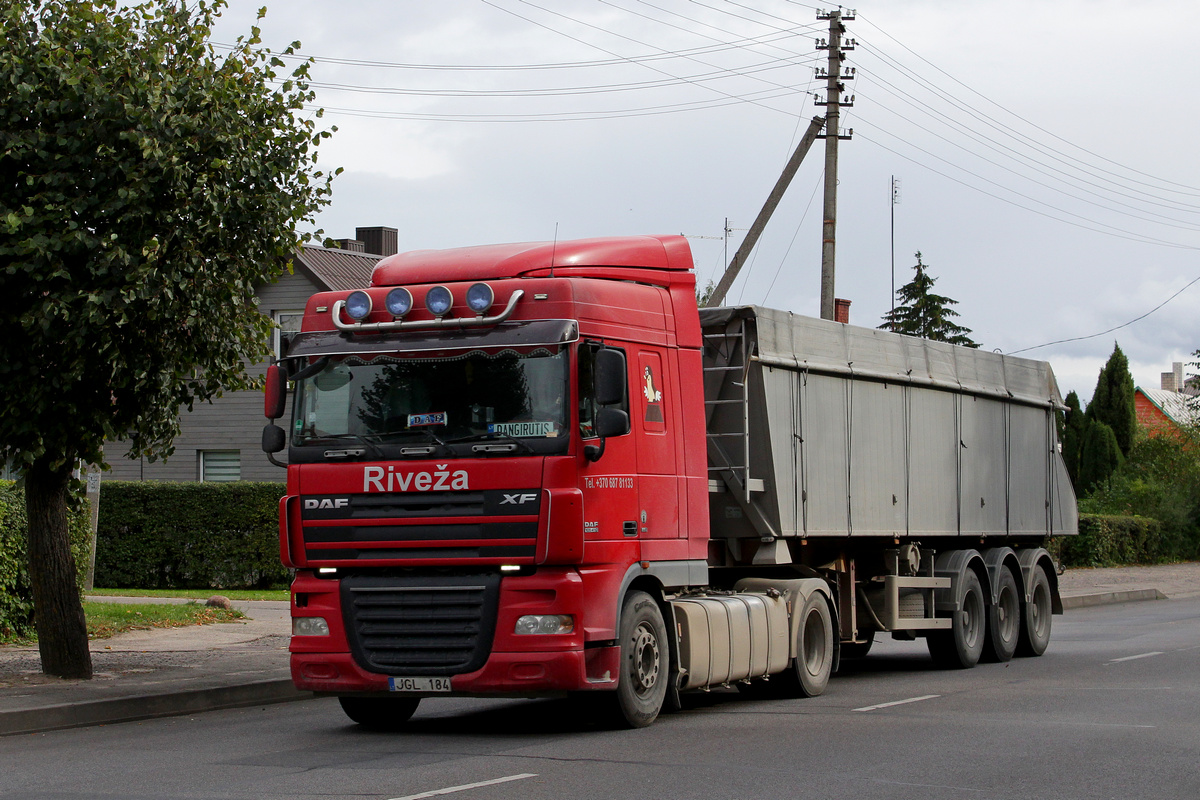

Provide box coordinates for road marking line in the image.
[388,774,537,800]
[853,694,940,712]
[1107,651,1164,663]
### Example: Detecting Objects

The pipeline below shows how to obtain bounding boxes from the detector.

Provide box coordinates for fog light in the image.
[465,282,494,315]
[514,614,574,635]
[425,285,453,317]
[293,617,330,636]
[385,287,413,317]
[344,291,372,321]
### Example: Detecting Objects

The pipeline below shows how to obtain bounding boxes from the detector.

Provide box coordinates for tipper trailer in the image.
[264,235,1076,728]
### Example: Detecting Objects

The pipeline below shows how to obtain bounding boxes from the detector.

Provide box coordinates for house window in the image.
[273,310,304,360]
[199,450,240,482]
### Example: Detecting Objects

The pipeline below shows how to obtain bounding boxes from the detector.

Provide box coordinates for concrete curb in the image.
[0,679,313,737]
[1061,588,1167,610]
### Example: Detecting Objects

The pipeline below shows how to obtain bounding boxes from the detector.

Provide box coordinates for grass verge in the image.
[0,602,246,646]
[88,588,289,602]
[84,601,246,640]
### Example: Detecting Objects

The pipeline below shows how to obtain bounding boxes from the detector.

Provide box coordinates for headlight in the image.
[425,285,453,317]
[514,614,574,635]
[344,291,372,321]
[292,617,330,636]
[385,287,414,317]
[465,283,494,315]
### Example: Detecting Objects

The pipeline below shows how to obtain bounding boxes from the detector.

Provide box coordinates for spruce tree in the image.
[879,252,979,347]
[1087,343,1137,457]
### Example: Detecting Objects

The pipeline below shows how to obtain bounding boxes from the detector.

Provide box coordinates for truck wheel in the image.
[606,591,668,728]
[338,696,420,729]
[927,568,985,669]
[840,633,874,659]
[981,566,1020,663]
[1016,563,1053,657]
[793,593,834,696]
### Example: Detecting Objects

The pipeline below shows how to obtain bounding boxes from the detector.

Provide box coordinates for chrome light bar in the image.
[331,289,524,333]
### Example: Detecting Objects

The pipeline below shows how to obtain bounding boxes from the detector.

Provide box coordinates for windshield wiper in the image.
[448,431,536,455]
[304,433,384,460]
[388,427,448,456]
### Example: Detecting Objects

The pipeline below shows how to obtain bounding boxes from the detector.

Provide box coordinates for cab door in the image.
[578,343,638,549]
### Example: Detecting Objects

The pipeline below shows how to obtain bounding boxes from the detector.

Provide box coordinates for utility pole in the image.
[815,8,855,320]
[890,176,901,328]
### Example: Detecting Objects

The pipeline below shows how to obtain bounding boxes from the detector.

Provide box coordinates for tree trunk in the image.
[25,460,93,679]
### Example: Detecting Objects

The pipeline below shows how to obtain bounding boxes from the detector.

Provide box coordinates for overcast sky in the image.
[211,0,1200,403]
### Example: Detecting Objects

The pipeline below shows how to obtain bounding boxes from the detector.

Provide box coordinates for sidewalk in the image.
[2,562,1198,737]
[0,598,302,737]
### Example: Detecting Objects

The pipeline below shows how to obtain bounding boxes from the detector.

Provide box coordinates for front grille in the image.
[301,490,540,564]
[340,573,501,676]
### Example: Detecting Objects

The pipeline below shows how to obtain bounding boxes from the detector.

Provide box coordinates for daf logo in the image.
[305,498,349,510]
[500,493,538,505]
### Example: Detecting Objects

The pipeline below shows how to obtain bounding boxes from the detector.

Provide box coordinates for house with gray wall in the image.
[103,227,396,482]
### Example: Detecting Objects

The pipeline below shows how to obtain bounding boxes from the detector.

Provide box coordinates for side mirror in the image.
[594,349,626,407]
[595,407,629,438]
[265,364,288,420]
[262,424,286,454]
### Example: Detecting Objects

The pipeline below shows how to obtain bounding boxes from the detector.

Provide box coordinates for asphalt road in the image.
[4,598,1198,800]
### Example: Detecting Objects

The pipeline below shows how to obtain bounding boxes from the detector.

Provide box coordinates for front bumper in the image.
[292,646,619,696]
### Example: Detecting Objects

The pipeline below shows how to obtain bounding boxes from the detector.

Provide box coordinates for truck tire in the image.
[981,565,1020,663]
[927,568,985,669]
[606,591,668,728]
[744,592,834,699]
[793,593,834,696]
[338,696,420,729]
[1016,562,1053,657]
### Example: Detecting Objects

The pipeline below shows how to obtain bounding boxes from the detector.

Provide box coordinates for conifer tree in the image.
[879,252,979,347]
[1062,391,1087,488]
[1078,420,1123,494]
[1087,344,1137,457]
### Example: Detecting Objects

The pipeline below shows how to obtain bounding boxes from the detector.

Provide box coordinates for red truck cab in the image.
[269,235,710,726]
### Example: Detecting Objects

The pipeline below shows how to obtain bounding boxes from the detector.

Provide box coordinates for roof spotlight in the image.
[344,290,372,321]
[465,283,495,315]
[425,285,453,317]
[385,287,413,318]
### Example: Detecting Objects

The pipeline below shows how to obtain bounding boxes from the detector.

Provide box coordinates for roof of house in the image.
[293,244,380,291]
[1137,387,1200,426]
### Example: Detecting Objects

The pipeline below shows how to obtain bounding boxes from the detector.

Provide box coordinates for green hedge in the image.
[94,481,289,590]
[0,481,92,639]
[1052,513,1165,568]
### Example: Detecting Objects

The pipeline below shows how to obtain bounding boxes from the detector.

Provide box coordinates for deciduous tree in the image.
[0,0,336,677]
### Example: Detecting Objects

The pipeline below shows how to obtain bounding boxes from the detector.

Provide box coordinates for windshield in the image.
[291,348,569,456]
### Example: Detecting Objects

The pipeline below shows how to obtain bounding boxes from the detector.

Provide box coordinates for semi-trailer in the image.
[265,234,1076,728]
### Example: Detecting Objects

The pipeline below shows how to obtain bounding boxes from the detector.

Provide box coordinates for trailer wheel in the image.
[981,566,1020,663]
[793,593,834,696]
[1016,562,1053,657]
[928,568,985,669]
[338,696,420,729]
[606,591,668,728]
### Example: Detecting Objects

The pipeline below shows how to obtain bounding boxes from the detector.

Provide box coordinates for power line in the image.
[302,52,818,98]
[855,128,1200,251]
[1007,275,1200,355]
[854,10,1200,199]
